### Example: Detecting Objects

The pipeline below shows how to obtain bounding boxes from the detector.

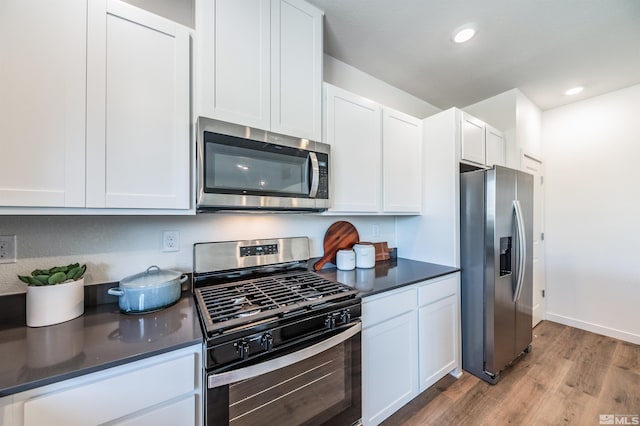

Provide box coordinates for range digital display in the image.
[239,244,279,257]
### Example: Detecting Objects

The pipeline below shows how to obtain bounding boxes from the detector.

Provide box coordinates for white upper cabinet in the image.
[325,84,382,213]
[460,110,506,168]
[0,0,192,213]
[324,84,422,215]
[197,0,323,141]
[198,0,271,130]
[86,0,191,209]
[270,0,323,140]
[0,0,87,208]
[460,112,486,166]
[382,108,422,213]
[485,124,506,167]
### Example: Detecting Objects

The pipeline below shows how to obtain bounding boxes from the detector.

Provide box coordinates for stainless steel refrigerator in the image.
[460,165,533,384]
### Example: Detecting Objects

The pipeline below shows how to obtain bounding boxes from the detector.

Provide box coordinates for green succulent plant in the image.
[18,263,87,286]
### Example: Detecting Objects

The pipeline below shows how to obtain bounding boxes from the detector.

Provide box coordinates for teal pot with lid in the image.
[108,266,187,314]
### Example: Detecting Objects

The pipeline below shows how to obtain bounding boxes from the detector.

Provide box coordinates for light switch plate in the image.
[0,235,17,264]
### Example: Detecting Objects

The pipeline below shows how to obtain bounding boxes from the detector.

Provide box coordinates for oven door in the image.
[205,323,361,426]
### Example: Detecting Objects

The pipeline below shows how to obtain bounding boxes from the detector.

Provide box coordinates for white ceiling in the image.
[306,0,640,110]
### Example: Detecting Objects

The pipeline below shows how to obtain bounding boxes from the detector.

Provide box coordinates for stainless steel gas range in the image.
[193,237,362,426]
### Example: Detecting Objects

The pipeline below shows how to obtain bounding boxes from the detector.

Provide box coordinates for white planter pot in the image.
[26,278,85,327]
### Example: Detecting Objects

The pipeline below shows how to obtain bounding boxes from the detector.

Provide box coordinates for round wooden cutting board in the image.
[313,221,360,271]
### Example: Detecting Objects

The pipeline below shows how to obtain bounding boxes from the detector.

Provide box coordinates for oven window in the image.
[204,133,310,197]
[225,339,360,426]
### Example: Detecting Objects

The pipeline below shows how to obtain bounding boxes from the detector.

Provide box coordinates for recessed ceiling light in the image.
[565,86,584,96]
[453,25,477,43]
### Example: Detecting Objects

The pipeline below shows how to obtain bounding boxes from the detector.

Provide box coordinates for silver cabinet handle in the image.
[208,322,361,388]
[512,199,526,302]
[308,152,320,198]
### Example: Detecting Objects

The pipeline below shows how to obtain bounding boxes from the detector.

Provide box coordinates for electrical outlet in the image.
[372,224,380,237]
[0,235,17,264]
[162,231,180,252]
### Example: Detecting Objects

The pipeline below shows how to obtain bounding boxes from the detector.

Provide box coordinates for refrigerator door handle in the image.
[513,199,526,302]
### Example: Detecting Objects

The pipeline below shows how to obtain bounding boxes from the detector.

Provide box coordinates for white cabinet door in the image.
[0,0,86,207]
[382,108,422,213]
[485,125,505,167]
[460,112,485,166]
[362,310,419,426]
[86,0,190,209]
[417,274,461,391]
[198,0,271,130]
[325,84,381,213]
[418,295,458,391]
[270,0,323,141]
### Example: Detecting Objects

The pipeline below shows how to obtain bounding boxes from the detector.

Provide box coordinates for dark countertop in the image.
[0,259,455,397]
[315,257,459,297]
[0,292,202,397]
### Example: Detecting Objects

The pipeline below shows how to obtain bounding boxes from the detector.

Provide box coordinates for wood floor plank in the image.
[563,332,617,397]
[382,321,640,426]
[595,362,640,415]
[530,382,599,426]
[612,341,640,375]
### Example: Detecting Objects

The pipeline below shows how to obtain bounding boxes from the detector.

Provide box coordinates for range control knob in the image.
[340,309,351,324]
[235,339,250,360]
[324,315,336,330]
[261,333,274,352]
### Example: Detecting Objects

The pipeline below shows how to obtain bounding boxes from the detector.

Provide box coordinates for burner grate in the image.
[195,271,358,334]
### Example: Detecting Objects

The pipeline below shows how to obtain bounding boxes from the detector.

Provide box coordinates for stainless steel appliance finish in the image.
[194,237,310,274]
[196,117,330,212]
[460,166,533,384]
[193,237,361,425]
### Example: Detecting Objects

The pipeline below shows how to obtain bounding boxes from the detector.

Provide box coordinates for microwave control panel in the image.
[316,152,329,199]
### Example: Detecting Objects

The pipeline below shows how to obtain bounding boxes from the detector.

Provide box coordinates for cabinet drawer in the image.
[418,275,458,307]
[23,352,196,426]
[363,287,416,328]
[114,395,195,426]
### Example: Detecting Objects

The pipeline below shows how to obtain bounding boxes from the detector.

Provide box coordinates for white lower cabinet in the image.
[1,344,202,426]
[362,273,461,426]
[362,309,418,426]
[418,276,461,391]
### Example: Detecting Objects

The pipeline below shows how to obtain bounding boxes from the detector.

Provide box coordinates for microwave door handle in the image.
[308,152,320,198]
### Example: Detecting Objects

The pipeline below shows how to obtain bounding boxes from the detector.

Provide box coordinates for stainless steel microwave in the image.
[196,117,330,212]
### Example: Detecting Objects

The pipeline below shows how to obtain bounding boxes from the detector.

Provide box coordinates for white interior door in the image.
[522,153,545,327]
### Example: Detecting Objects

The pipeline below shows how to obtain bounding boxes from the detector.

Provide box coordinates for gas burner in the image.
[194,270,358,334]
[231,298,262,317]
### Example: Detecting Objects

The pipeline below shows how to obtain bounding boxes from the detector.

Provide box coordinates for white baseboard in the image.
[545,312,640,345]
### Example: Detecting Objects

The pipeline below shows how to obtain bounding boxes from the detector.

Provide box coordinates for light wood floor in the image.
[383,321,640,426]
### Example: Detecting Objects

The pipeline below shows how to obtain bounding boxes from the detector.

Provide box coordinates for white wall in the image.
[542,83,640,344]
[122,0,194,28]
[324,55,441,119]
[515,91,543,161]
[0,215,395,295]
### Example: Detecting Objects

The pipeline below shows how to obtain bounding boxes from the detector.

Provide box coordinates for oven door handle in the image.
[208,322,361,389]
